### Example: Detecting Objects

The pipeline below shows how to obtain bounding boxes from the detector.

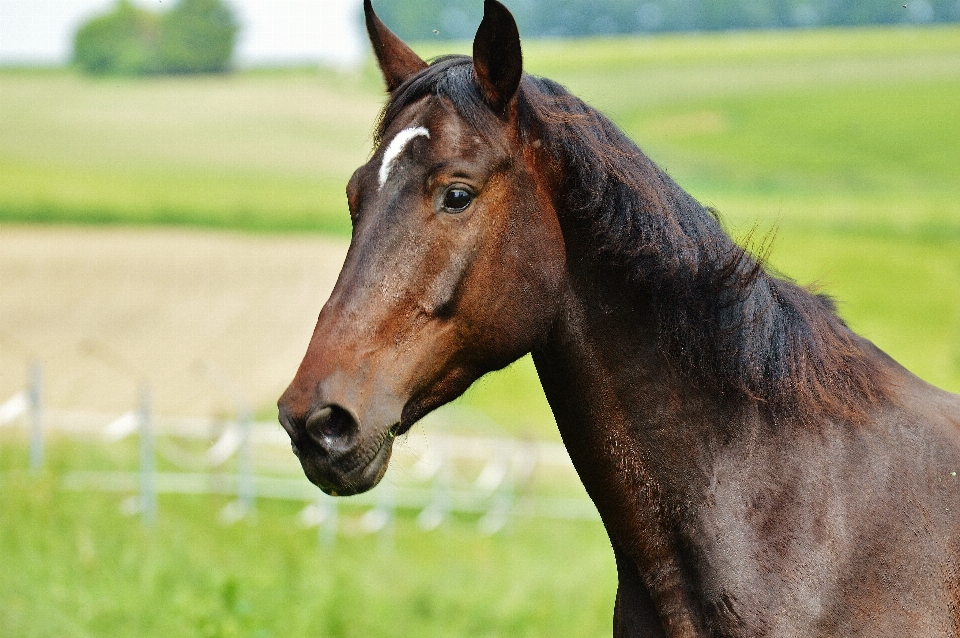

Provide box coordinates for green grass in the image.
[0,440,616,638]
[0,162,352,233]
[0,69,380,232]
[621,80,960,239]
[4,26,960,234]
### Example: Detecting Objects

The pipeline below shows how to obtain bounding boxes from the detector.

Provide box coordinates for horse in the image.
[278,1,960,634]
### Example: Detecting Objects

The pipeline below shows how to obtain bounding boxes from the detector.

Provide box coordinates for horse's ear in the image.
[364,0,428,92]
[472,0,522,116]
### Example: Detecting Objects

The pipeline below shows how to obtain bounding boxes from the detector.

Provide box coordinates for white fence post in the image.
[237,405,255,517]
[28,362,44,474]
[139,384,156,525]
[417,436,450,531]
[319,492,338,548]
[376,478,395,552]
[478,440,514,535]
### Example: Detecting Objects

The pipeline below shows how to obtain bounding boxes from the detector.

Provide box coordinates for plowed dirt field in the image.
[0,226,348,417]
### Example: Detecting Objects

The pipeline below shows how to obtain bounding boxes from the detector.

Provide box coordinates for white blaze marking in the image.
[378,126,430,189]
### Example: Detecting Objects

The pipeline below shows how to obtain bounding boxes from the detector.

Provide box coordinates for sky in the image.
[0,0,366,67]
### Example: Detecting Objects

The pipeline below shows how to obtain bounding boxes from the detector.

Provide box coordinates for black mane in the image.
[379,56,891,424]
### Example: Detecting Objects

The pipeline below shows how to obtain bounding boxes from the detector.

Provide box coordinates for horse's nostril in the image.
[305,404,359,447]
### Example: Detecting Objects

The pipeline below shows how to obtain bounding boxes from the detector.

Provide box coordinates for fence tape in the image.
[0,391,28,426]
[207,425,242,466]
[103,411,139,442]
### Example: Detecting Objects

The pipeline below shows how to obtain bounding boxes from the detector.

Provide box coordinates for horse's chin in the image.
[296,431,395,496]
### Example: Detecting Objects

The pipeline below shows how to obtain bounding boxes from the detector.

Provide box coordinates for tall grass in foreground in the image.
[0,440,615,637]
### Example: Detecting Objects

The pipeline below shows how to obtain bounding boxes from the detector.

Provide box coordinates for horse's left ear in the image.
[364,0,428,92]
[473,0,523,116]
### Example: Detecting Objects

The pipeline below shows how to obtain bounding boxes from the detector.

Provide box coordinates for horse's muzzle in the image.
[278,402,397,496]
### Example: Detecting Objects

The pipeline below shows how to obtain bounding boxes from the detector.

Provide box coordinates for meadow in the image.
[2,25,959,637]
[0,440,615,638]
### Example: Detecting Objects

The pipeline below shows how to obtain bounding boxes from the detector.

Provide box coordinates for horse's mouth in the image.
[295,424,398,496]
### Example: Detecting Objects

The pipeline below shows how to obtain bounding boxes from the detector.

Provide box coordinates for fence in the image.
[0,364,598,544]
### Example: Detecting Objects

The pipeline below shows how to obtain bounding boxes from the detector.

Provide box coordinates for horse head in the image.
[277,0,564,495]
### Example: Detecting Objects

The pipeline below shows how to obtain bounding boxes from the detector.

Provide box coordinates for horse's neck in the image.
[531,245,735,635]
[533,283,700,630]
[531,201,744,488]
[532,252,729,507]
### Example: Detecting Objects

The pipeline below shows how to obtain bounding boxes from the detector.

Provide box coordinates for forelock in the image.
[376,56,501,148]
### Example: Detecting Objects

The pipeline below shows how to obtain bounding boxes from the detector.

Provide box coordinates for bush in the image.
[73,0,238,76]
[156,0,239,74]
[73,1,159,75]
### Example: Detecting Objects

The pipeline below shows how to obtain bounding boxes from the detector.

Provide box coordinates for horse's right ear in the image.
[364,0,428,92]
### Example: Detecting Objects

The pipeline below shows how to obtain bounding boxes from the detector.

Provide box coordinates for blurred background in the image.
[1,1,958,636]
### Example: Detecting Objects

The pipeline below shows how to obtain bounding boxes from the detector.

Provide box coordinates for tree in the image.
[73,0,239,76]
[370,0,960,40]
[156,0,239,74]
[73,0,159,75]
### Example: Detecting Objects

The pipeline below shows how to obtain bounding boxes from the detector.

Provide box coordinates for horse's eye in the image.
[441,187,473,213]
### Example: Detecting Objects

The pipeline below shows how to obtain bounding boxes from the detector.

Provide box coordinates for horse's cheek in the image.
[482,216,564,357]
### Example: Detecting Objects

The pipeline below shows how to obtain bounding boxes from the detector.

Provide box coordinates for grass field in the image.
[0,440,615,638]
[4,27,960,235]
[2,25,960,637]
[0,68,377,235]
